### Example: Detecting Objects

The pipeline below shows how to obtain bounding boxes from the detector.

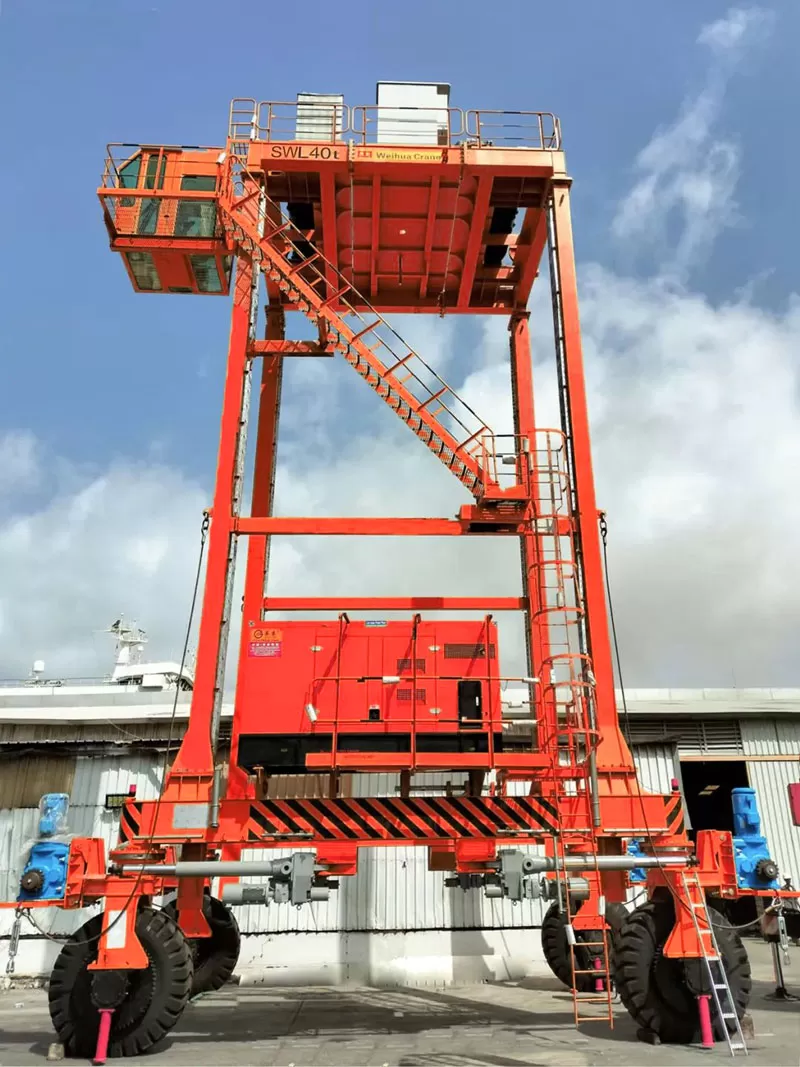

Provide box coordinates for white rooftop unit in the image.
[295,92,344,141]
[376,81,451,146]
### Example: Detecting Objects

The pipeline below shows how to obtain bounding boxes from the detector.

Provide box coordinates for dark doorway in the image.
[679,759,756,929]
[679,759,750,837]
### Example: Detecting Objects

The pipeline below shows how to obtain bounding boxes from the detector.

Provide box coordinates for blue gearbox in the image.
[626,838,647,884]
[18,839,70,901]
[732,786,780,890]
[37,792,70,837]
[17,792,71,901]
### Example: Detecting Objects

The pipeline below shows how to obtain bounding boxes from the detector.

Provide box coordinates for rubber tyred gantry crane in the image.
[2,89,794,1060]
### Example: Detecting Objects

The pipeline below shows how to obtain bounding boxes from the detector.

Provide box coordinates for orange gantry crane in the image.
[2,86,791,1060]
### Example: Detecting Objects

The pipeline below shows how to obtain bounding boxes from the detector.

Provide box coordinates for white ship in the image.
[0,619,198,735]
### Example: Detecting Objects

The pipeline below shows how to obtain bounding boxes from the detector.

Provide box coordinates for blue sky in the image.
[1,2,799,685]
[0,0,796,477]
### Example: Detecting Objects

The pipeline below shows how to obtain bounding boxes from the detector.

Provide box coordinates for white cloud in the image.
[575,268,800,684]
[2,270,800,688]
[0,452,207,678]
[698,6,773,57]
[0,431,40,496]
[611,6,772,281]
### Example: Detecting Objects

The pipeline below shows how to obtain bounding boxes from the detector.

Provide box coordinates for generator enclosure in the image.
[236,618,503,774]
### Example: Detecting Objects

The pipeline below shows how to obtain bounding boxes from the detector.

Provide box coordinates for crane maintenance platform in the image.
[3,84,796,1062]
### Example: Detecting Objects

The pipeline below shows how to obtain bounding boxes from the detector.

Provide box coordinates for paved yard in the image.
[0,941,797,1066]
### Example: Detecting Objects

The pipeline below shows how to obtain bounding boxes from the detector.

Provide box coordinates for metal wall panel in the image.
[0,754,76,809]
[742,720,800,887]
[741,719,800,758]
[0,754,163,937]
[632,743,677,793]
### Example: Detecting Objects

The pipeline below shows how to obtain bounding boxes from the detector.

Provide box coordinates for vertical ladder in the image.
[681,871,748,1057]
[554,772,618,1028]
[553,825,615,1028]
[536,431,613,1028]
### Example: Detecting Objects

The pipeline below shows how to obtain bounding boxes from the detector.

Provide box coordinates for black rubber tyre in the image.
[49,906,193,1059]
[615,899,751,1043]
[541,902,605,992]
[163,894,241,996]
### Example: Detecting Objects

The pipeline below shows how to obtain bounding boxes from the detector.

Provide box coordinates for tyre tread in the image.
[48,907,192,1058]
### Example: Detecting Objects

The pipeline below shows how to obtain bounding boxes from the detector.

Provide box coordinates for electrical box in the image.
[376,81,451,145]
[296,92,344,141]
[236,618,502,773]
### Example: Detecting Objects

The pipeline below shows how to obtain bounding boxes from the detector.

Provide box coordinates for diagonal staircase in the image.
[217,160,496,498]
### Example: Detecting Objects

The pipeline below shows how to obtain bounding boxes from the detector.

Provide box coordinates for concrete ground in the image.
[0,941,798,1066]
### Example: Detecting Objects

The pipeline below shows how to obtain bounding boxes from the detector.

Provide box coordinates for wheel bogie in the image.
[163,893,241,996]
[540,901,608,992]
[48,906,193,1059]
[614,898,751,1044]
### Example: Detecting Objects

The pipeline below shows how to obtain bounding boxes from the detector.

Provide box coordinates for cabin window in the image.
[174,175,218,238]
[180,174,216,192]
[125,250,161,291]
[118,155,141,207]
[190,254,223,293]
[144,153,167,190]
[175,201,217,237]
[136,200,160,236]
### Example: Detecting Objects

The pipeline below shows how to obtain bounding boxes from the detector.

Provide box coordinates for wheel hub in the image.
[90,969,130,1011]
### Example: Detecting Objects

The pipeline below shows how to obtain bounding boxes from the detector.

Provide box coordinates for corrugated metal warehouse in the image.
[2,688,799,984]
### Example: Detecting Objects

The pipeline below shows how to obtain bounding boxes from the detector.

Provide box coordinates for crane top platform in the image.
[98,96,565,312]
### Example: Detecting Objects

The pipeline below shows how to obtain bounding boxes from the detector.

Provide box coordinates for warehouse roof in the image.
[0,688,797,745]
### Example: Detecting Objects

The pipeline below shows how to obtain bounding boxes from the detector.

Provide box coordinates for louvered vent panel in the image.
[443,643,497,660]
[397,688,427,702]
[397,658,426,673]
[623,717,743,755]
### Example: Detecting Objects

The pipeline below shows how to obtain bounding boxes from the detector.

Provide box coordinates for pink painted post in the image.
[594,956,604,993]
[93,1008,114,1065]
[697,995,714,1048]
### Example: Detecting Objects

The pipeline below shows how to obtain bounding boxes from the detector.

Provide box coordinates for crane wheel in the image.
[163,894,241,996]
[48,907,193,1058]
[541,902,605,992]
[614,898,751,1043]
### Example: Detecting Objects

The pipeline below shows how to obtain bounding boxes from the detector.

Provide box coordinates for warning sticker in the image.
[248,625,282,658]
[249,641,282,658]
[250,626,282,642]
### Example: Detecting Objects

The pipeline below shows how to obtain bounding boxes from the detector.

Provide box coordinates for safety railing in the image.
[349,105,462,146]
[229,99,348,144]
[228,99,562,151]
[99,144,221,191]
[537,654,601,770]
[303,672,539,767]
[99,144,225,242]
[466,110,561,150]
[476,429,570,503]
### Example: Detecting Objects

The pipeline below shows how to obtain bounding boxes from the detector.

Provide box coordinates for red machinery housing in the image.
[236,618,503,775]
